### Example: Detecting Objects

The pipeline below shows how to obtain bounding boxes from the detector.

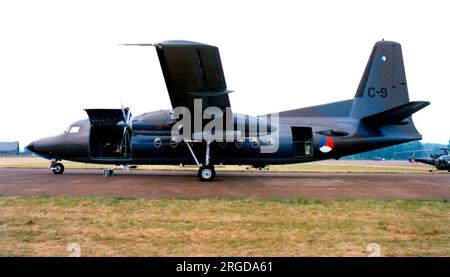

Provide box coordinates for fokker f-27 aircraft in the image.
[27,40,430,181]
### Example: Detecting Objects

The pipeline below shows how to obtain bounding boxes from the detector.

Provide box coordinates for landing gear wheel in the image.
[52,162,64,175]
[198,165,215,182]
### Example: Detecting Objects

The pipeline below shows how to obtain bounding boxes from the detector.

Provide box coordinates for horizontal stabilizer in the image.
[361,101,430,125]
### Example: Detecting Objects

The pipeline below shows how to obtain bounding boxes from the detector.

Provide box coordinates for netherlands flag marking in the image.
[319,137,334,153]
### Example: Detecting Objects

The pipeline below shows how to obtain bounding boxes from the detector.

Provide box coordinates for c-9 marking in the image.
[368,87,388,98]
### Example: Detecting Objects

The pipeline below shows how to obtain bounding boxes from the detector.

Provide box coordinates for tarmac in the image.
[0,168,449,200]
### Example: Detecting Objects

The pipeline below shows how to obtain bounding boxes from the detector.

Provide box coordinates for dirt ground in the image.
[0,168,449,200]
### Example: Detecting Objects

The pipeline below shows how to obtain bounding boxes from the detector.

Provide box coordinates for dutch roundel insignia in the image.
[319,137,334,153]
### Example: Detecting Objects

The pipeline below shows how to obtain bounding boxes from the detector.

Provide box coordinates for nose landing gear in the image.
[49,160,65,175]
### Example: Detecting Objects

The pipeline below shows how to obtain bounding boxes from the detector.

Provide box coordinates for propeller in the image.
[408,152,417,167]
[117,103,133,156]
[408,152,416,163]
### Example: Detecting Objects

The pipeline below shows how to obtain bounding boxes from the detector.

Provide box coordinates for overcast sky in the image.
[1,0,449,148]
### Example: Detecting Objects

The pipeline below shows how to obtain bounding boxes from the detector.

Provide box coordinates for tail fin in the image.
[350,40,411,119]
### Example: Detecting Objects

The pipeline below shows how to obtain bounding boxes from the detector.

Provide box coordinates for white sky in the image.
[0,0,449,148]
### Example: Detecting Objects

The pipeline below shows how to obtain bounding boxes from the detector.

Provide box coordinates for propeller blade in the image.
[118,126,127,151]
[126,106,132,123]
[120,102,127,122]
[118,102,133,156]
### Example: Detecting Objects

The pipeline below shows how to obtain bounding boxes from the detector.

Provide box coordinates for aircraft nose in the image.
[25,137,56,156]
[25,135,73,159]
[26,142,35,152]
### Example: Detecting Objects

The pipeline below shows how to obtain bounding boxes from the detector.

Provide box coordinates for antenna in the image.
[118,43,156,47]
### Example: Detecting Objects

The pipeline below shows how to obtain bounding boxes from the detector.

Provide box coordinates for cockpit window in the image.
[67,126,80,134]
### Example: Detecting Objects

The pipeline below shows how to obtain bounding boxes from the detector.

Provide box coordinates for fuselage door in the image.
[291,127,313,157]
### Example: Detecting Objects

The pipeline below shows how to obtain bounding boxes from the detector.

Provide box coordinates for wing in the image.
[155,40,232,113]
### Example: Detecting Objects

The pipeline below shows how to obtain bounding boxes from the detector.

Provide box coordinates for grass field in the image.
[1,157,447,257]
[0,196,449,256]
[0,156,438,174]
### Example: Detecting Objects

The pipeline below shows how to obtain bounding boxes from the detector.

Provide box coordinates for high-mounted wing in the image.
[155,40,232,113]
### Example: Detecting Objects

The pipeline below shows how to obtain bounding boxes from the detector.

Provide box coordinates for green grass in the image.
[0,196,449,256]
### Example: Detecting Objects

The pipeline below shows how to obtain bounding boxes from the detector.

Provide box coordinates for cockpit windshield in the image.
[65,126,80,134]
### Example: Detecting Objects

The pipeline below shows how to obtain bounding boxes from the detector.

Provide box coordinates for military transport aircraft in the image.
[26,40,430,181]
[410,149,450,172]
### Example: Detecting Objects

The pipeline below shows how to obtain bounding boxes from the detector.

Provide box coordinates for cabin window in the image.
[170,138,178,148]
[251,138,260,148]
[154,138,162,148]
[235,141,243,148]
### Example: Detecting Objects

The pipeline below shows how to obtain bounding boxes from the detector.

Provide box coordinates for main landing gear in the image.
[185,140,216,182]
[49,159,65,175]
[198,165,216,182]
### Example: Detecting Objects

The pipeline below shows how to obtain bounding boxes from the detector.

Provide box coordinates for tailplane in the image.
[361,101,430,126]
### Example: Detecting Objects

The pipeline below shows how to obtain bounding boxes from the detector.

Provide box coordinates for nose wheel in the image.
[50,161,65,175]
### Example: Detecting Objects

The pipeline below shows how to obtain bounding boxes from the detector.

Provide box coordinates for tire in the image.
[198,165,215,182]
[52,162,64,175]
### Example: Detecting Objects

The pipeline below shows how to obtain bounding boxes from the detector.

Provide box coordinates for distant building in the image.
[0,141,19,156]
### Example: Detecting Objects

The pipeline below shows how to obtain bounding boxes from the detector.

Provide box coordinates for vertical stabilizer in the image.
[350,41,410,119]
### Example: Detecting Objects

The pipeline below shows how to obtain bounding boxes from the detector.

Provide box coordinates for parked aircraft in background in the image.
[410,148,450,172]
